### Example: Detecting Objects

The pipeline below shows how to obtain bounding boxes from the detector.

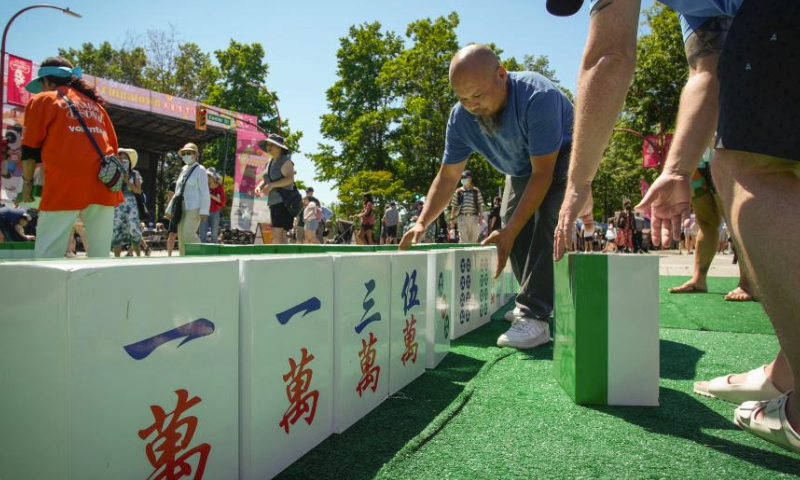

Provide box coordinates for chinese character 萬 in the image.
[401,315,419,365]
[279,348,319,434]
[356,332,381,395]
[138,389,211,480]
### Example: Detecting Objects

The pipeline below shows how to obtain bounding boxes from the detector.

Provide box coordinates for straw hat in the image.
[118,148,138,168]
[178,142,200,155]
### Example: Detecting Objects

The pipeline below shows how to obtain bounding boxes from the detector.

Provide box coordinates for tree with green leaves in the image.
[310,22,403,184]
[337,170,411,217]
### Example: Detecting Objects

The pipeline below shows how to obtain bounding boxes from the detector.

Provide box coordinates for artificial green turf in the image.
[659,276,772,334]
[276,276,798,480]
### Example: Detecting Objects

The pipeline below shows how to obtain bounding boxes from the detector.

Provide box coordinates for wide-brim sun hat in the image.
[25,65,83,94]
[258,133,289,152]
[178,142,200,155]
[546,0,584,16]
[118,148,139,168]
[206,167,222,182]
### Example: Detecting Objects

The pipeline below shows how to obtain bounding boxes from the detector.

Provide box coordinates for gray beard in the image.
[476,112,503,137]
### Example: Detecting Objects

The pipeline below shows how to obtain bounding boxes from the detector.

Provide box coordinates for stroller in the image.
[334,219,355,244]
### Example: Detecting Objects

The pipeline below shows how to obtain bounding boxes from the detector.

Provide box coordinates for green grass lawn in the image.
[277,276,799,479]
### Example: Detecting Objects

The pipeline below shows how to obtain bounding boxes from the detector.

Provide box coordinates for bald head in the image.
[449,45,508,119]
[449,45,501,84]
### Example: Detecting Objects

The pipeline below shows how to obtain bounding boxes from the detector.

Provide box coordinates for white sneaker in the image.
[503,307,524,322]
[497,318,550,349]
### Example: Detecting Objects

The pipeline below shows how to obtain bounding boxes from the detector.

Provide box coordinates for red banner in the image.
[642,135,660,169]
[6,55,32,107]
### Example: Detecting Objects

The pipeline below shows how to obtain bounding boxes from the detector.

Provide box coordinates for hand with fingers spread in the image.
[554,183,593,261]
[635,171,691,247]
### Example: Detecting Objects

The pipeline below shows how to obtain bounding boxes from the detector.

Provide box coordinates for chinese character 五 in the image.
[402,270,420,316]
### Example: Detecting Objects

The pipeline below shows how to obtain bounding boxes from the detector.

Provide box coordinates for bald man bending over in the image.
[400,45,574,350]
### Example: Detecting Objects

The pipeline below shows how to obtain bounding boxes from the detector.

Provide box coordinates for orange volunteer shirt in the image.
[22,86,122,211]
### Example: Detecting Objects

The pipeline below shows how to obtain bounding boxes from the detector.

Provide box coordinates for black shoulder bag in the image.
[170,163,199,225]
[266,157,303,217]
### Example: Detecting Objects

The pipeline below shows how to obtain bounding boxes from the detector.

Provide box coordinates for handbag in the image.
[57,90,124,192]
[169,163,199,225]
[266,157,303,217]
[135,191,150,220]
[277,187,304,217]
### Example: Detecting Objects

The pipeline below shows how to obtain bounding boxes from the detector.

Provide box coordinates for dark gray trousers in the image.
[501,144,570,319]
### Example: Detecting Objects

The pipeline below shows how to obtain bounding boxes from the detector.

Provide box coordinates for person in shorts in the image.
[549,0,800,453]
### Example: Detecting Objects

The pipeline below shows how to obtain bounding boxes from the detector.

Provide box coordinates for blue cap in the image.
[25,66,83,94]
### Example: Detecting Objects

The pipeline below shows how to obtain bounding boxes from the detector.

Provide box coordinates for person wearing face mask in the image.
[399,45,573,351]
[19,56,122,258]
[449,170,485,243]
[166,142,209,255]
[111,148,144,257]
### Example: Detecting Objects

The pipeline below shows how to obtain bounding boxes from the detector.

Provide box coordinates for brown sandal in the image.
[668,283,708,294]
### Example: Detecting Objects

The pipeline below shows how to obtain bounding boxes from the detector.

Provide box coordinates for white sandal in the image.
[735,392,800,455]
[693,365,782,404]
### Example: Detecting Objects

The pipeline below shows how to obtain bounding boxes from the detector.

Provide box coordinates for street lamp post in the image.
[247,81,282,136]
[1,4,81,163]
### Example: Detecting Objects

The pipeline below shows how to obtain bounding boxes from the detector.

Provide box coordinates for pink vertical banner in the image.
[642,135,660,169]
[6,55,33,107]
[640,179,651,219]
[231,129,269,232]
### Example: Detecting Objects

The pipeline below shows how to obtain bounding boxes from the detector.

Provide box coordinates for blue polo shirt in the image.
[442,71,573,178]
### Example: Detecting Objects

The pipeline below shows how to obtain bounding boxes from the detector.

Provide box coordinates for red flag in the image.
[642,135,660,169]
[6,55,33,107]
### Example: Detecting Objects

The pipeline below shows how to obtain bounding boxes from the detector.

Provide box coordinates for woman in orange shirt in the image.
[20,57,122,258]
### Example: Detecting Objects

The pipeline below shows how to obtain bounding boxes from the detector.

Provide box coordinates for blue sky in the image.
[2,0,654,205]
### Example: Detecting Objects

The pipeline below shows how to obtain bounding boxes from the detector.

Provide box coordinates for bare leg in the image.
[167,232,176,257]
[670,193,719,293]
[272,228,288,244]
[713,149,800,426]
[723,350,793,394]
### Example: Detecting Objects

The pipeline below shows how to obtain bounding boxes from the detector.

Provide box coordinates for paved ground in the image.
[654,248,740,277]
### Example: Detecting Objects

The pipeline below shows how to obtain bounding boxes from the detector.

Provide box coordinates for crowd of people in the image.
[3,0,799,456]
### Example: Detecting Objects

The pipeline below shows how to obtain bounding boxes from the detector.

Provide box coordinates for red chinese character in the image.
[138,389,210,480]
[401,314,418,365]
[280,348,319,434]
[356,332,381,396]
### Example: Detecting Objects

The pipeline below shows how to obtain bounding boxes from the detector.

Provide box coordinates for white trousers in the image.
[457,215,480,243]
[35,204,114,259]
[178,208,201,255]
